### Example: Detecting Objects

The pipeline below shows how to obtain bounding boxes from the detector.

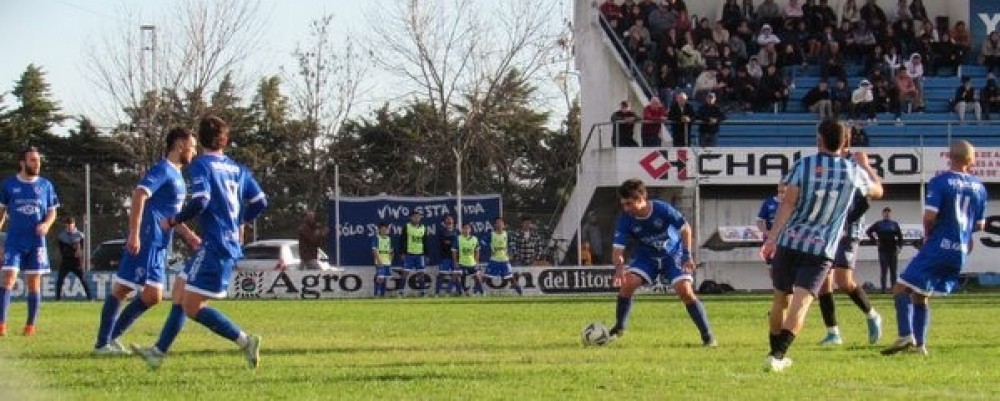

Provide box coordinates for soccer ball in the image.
[581,322,611,346]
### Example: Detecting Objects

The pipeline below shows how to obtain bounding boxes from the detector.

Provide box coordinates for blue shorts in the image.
[439,259,457,273]
[898,248,963,296]
[404,255,425,272]
[114,244,168,290]
[460,266,479,275]
[833,237,859,269]
[2,245,50,275]
[375,266,392,278]
[182,248,236,299]
[485,261,513,279]
[628,253,690,286]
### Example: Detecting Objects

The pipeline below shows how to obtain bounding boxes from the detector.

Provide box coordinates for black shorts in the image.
[771,246,833,295]
[833,237,859,269]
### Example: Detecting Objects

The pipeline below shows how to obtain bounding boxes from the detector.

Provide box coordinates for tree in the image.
[2,64,65,148]
[288,14,367,207]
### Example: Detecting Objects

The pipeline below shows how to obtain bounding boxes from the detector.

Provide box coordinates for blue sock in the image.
[194,307,242,342]
[26,292,40,325]
[110,298,150,340]
[912,303,930,346]
[0,287,10,323]
[512,280,522,295]
[685,300,714,343]
[378,281,386,296]
[894,293,913,337]
[374,281,380,296]
[95,297,121,347]
[155,304,187,353]
[615,296,633,330]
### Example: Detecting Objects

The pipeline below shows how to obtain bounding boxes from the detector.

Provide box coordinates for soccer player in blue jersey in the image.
[756,184,785,270]
[435,214,461,295]
[0,147,59,337]
[93,128,200,355]
[454,221,484,296]
[760,120,883,372]
[132,116,268,370]
[399,210,430,296]
[372,221,394,297]
[816,189,882,346]
[608,179,715,346]
[485,217,522,295]
[881,140,987,356]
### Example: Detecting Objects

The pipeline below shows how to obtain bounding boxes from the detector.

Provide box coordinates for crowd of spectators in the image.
[601,0,995,136]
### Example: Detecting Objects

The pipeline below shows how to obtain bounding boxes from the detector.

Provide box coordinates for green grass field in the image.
[1,293,998,400]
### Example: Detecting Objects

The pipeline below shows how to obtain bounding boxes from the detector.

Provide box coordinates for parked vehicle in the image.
[237,239,339,272]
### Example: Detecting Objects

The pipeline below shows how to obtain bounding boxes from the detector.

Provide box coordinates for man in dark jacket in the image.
[610,100,639,147]
[696,93,726,147]
[803,80,833,120]
[667,92,696,146]
[865,207,904,293]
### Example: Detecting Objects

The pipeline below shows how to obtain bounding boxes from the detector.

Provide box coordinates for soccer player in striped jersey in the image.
[94,128,200,355]
[485,217,522,295]
[372,221,394,297]
[760,120,883,372]
[0,147,59,337]
[454,221,484,296]
[816,188,882,346]
[882,140,987,356]
[609,179,715,346]
[132,116,268,370]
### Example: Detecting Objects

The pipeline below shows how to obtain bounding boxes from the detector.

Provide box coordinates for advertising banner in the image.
[9,271,185,301]
[328,194,502,267]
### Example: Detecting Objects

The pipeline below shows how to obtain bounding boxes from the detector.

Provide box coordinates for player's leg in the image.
[609,257,653,338]
[881,252,940,355]
[833,267,881,344]
[887,251,899,288]
[664,257,715,346]
[451,271,463,295]
[183,253,260,369]
[54,267,68,301]
[70,265,93,300]
[400,256,415,296]
[910,292,930,354]
[878,251,890,292]
[0,251,20,335]
[506,263,522,295]
[94,282,133,352]
[816,271,842,345]
[22,248,50,335]
[110,247,167,342]
[767,249,830,371]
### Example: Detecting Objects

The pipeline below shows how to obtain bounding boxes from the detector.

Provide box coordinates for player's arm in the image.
[922,209,937,239]
[0,206,7,230]
[762,184,799,259]
[173,223,201,251]
[372,238,381,267]
[37,206,57,237]
[126,187,150,255]
[853,151,884,199]
[679,223,695,272]
[755,201,769,234]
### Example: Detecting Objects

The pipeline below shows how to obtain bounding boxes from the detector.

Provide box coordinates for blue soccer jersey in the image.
[778,153,874,259]
[137,158,186,247]
[187,154,265,259]
[921,171,987,259]
[0,176,60,251]
[757,196,780,232]
[613,200,687,258]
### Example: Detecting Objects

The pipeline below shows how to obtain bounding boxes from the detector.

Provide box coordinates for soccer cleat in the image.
[0,323,6,336]
[867,312,883,345]
[703,338,718,348]
[22,325,36,336]
[110,339,132,355]
[912,345,928,356]
[763,355,793,372]
[243,334,261,370]
[818,333,843,346]
[93,344,118,356]
[608,325,623,340]
[132,344,165,370]
[880,336,915,356]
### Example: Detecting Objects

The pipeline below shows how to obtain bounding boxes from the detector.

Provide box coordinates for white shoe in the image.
[763,355,793,372]
[93,344,118,356]
[131,344,165,370]
[243,334,261,370]
[110,338,132,355]
[912,345,929,356]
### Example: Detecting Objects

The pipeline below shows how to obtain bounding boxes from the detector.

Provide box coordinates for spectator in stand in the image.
[884,44,902,78]
[693,69,721,102]
[637,0,657,22]
[621,3,642,33]
[693,17,713,46]
[712,20,730,46]
[611,100,639,147]
[669,0,692,32]
[783,0,804,25]
[741,0,757,28]
[718,44,737,71]
[747,55,765,79]
[950,21,972,55]
[760,64,790,112]
[803,80,833,120]
[870,68,892,114]
[814,0,838,30]
[582,212,604,265]
[642,96,668,147]
[831,78,851,118]
[778,42,804,82]
[668,92,696,146]
[853,21,878,65]
[756,0,783,32]
[982,74,1000,120]
[716,66,736,106]
[624,28,651,66]
[954,76,982,122]
[756,24,782,47]
[890,0,911,24]
[696,93,726,147]
[860,0,887,30]
[865,44,886,76]
[904,53,925,112]
[820,41,848,82]
[678,44,705,87]
[722,0,743,32]
[852,79,877,122]
[908,0,929,25]
[511,216,545,268]
[734,66,759,112]
[931,32,964,76]
[729,33,750,64]
[895,19,916,55]
[699,38,721,68]
[648,3,677,44]
[840,0,860,25]
[656,64,679,103]
[849,120,870,147]
[980,31,1000,75]
[630,18,653,45]
[893,65,919,120]
[599,0,622,25]
[756,42,780,69]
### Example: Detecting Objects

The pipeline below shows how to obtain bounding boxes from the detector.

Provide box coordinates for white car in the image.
[237,239,340,272]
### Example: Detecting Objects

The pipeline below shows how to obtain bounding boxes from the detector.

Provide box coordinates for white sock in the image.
[827,326,840,335]
[867,309,879,318]
[236,332,249,348]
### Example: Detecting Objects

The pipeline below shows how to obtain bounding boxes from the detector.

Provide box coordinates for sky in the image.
[0,0,574,131]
